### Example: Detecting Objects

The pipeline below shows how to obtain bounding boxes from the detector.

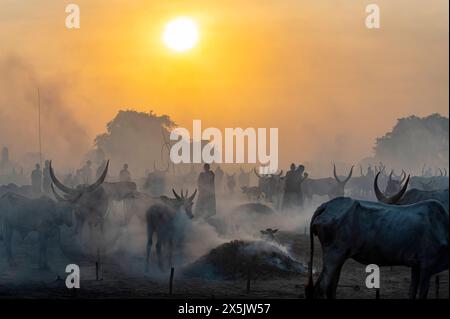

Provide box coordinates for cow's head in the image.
[165,189,197,219]
[329,164,353,198]
[50,160,109,205]
[374,171,410,204]
[260,228,278,241]
[384,170,406,196]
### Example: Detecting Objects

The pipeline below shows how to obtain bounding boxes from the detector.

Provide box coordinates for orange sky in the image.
[0,0,448,169]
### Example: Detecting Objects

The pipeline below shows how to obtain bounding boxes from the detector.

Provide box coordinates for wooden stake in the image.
[246,267,251,294]
[169,267,174,295]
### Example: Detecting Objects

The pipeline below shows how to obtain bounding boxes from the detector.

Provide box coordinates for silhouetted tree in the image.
[373,113,448,173]
[94,110,176,176]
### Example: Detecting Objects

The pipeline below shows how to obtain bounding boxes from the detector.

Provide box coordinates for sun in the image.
[163,17,199,52]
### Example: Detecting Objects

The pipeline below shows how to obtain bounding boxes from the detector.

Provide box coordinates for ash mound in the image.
[182,240,307,280]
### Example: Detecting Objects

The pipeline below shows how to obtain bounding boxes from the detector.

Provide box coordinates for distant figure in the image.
[81,160,93,184]
[282,163,299,210]
[366,165,374,180]
[226,174,236,194]
[119,163,131,182]
[196,163,216,219]
[0,146,13,175]
[295,165,307,207]
[63,173,75,188]
[31,163,42,196]
[238,167,250,187]
[42,160,51,194]
[214,166,224,191]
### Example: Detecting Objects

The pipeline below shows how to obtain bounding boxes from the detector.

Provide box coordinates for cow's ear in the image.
[273,229,279,233]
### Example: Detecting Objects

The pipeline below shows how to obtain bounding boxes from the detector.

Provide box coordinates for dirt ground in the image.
[0,231,447,299]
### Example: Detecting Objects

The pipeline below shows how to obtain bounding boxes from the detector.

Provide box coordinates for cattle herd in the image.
[0,158,448,299]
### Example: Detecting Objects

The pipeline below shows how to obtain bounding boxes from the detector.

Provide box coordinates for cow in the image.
[260,228,278,241]
[49,161,109,238]
[0,192,73,268]
[0,183,34,198]
[305,197,448,299]
[238,168,251,187]
[303,164,353,200]
[254,169,284,207]
[374,172,449,211]
[145,188,197,271]
[143,161,169,196]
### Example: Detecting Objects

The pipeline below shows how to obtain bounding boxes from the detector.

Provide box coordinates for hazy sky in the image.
[0,0,448,169]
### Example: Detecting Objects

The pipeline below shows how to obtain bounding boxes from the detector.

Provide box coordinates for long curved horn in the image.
[343,165,353,184]
[333,164,342,183]
[445,168,448,177]
[400,170,407,184]
[187,189,197,202]
[51,183,69,202]
[172,189,181,200]
[276,170,283,177]
[439,168,443,176]
[85,160,109,193]
[49,161,77,195]
[374,172,410,204]
[389,170,394,182]
[253,168,261,178]
[51,183,83,203]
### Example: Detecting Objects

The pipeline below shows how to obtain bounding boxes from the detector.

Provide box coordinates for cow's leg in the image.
[168,238,174,268]
[418,267,432,299]
[316,250,346,299]
[3,224,15,266]
[145,225,153,272]
[38,233,49,270]
[329,263,344,299]
[408,266,420,299]
[156,238,163,270]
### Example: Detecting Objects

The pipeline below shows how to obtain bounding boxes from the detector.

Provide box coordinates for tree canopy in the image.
[94,110,176,176]
[373,113,448,173]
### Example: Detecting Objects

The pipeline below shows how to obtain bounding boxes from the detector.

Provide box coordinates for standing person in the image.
[282,163,299,211]
[295,164,307,207]
[119,163,131,182]
[81,160,93,184]
[42,160,51,194]
[196,163,216,219]
[31,163,42,196]
[214,165,224,192]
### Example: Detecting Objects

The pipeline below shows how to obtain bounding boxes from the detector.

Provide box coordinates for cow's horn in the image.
[172,189,181,200]
[85,160,109,193]
[188,189,197,202]
[253,168,261,178]
[49,161,77,195]
[374,172,409,204]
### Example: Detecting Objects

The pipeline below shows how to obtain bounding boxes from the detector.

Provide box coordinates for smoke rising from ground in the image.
[0,55,90,171]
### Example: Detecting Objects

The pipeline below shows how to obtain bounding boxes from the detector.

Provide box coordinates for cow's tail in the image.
[305,204,326,299]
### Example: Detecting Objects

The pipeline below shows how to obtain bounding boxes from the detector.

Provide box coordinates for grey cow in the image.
[145,189,197,271]
[0,192,73,268]
[305,197,448,299]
